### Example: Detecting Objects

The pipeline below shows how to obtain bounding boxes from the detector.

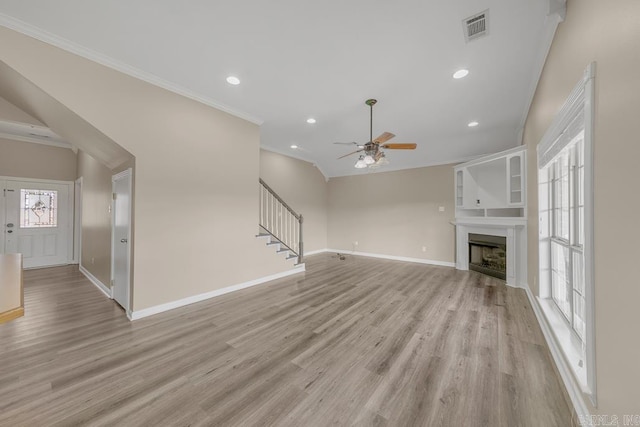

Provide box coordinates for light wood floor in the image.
[0,253,574,426]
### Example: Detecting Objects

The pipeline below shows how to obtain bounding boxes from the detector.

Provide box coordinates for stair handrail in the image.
[258,179,304,264]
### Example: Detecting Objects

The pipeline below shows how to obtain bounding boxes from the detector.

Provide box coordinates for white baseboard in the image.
[129,265,306,321]
[304,248,329,256]
[79,264,112,298]
[326,248,455,268]
[523,284,590,420]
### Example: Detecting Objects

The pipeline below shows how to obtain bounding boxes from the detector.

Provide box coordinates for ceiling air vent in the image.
[463,10,489,43]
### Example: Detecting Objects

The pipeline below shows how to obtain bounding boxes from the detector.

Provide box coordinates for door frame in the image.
[73,177,82,264]
[110,168,133,314]
[1,175,74,267]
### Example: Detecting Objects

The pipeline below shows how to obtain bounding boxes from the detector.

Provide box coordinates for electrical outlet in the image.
[438,206,445,212]
[354,241,358,246]
[422,246,427,252]
[91,257,95,265]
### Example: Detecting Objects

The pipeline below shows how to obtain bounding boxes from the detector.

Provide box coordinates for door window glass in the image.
[20,189,58,228]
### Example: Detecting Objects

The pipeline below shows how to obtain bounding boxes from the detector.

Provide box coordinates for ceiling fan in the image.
[335,99,416,169]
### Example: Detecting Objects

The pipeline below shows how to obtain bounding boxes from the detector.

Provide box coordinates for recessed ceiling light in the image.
[468,121,479,127]
[226,76,240,85]
[290,145,298,149]
[306,118,316,124]
[453,69,469,79]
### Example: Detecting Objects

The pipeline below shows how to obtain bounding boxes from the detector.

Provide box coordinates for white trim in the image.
[0,119,73,149]
[0,14,263,126]
[536,63,597,405]
[129,265,306,321]
[454,145,526,170]
[524,284,591,420]
[326,249,455,268]
[517,0,566,144]
[538,63,596,168]
[452,217,527,227]
[304,248,329,256]
[0,175,73,185]
[0,131,73,150]
[79,264,112,298]
[72,177,82,264]
[453,221,527,288]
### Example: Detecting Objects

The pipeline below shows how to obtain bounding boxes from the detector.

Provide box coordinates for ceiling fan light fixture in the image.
[354,156,367,169]
[226,76,240,85]
[363,154,375,165]
[468,121,479,127]
[290,144,298,149]
[306,118,316,124]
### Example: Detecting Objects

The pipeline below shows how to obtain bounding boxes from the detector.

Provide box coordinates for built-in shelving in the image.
[456,170,463,207]
[454,146,527,219]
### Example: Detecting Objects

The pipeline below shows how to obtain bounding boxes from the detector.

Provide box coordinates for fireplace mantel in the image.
[453,217,526,228]
[453,218,527,288]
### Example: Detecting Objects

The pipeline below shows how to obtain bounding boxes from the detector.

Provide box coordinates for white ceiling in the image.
[0,0,555,177]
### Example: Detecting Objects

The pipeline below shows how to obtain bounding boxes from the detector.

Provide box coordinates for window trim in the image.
[537,63,596,405]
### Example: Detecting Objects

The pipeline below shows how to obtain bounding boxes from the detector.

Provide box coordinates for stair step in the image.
[256,233,270,238]
[266,241,280,246]
[286,254,298,260]
[277,248,290,253]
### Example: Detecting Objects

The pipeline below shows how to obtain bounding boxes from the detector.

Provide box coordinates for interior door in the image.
[111,170,131,311]
[2,179,71,268]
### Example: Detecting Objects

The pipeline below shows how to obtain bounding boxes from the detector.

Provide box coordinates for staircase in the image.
[257,179,304,267]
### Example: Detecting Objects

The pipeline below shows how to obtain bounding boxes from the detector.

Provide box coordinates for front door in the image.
[2,179,72,268]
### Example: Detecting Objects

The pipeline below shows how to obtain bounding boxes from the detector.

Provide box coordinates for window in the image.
[537,63,595,404]
[20,189,58,228]
[548,134,585,341]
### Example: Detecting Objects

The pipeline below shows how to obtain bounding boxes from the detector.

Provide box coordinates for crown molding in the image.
[0,13,263,126]
[516,0,566,143]
[0,131,72,149]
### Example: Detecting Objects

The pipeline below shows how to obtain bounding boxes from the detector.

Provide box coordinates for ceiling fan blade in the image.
[373,132,395,144]
[337,149,364,159]
[381,143,417,150]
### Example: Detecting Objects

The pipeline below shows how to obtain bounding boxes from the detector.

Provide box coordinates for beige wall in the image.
[259,149,328,253]
[0,96,43,125]
[524,0,640,415]
[328,164,455,263]
[77,150,112,287]
[0,61,132,171]
[0,137,76,181]
[0,27,291,311]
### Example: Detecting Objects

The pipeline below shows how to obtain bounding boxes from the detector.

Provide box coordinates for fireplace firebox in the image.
[468,233,506,280]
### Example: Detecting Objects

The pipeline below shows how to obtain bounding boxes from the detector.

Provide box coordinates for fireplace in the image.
[468,233,506,280]
[454,218,526,287]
